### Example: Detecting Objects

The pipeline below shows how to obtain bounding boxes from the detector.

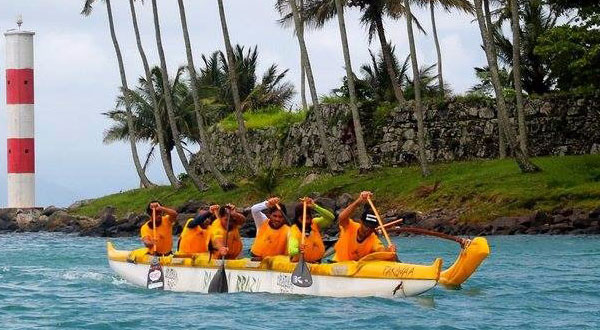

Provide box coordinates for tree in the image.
[535,25,600,91]
[151,0,207,190]
[176,0,235,191]
[397,0,430,176]
[420,0,473,97]
[81,0,155,188]
[473,0,540,173]
[127,0,181,188]
[216,0,258,174]
[286,0,342,172]
[348,0,407,105]
[509,0,528,155]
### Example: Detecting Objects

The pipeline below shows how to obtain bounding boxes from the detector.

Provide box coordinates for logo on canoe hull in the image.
[149,270,161,282]
[146,261,164,290]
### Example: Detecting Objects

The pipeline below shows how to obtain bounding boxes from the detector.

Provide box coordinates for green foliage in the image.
[218,106,306,132]
[534,25,600,91]
[373,102,395,127]
[199,45,295,119]
[251,166,282,198]
[453,93,495,107]
[72,155,600,223]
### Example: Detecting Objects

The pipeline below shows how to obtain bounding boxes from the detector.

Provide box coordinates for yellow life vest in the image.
[251,220,289,258]
[333,219,383,262]
[178,219,211,254]
[209,218,243,259]
[140,215,173,255]
[290,222,325,263]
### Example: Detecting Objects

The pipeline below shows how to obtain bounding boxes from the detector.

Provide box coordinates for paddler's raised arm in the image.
[155,204,177,218]
[226,204,246,226]
[250,197,280,229]
[310,200,334,230]
[338,191,372,228]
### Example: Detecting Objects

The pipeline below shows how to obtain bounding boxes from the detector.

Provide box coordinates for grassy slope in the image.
[72,154,600,222]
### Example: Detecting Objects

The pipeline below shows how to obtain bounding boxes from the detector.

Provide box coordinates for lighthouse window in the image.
[8,149,11,154]
[7,80,10,85]
[24,80,28,85]
[25,149,29,154]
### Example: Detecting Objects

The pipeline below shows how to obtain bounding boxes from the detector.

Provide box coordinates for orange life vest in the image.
[177,219,211,254]
[251,220,290,258]
[140,215,173,255]
[333,219,383,262]
[290,222,325,263]
[209,218,243,259]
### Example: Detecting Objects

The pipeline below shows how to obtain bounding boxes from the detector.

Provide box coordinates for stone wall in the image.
[194,93,600,173]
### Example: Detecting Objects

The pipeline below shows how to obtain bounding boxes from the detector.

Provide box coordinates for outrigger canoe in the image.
[107,237,489,298]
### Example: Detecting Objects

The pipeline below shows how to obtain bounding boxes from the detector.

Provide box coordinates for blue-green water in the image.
[0,233,598,329]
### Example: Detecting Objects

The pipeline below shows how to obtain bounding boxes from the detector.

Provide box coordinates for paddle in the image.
[208,210,230,293]
[275,203,291,225]
[146,206,164,290]
[366,197,392,248]
[291,198,313,287]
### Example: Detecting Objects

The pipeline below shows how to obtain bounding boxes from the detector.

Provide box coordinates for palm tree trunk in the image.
[375,17,405,104]
[404,0,430,177]
[301,59,308,111]
[105,0,155,188]
[474,0,540,173]
[288,0,341,172]
[299,0,308,111]
[216,0,258,175]
[483,0,507,158]
[128,0,180,188]
[334,0,371,172]
[151,0,207,190]
[177,0,235,191]
[510,0,528,156]
[430,3,445,98]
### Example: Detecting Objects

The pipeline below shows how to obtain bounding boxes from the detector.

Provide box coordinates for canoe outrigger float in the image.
[106,236,489,298]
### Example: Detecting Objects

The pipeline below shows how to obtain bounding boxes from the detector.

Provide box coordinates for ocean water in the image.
[0,233,598,329]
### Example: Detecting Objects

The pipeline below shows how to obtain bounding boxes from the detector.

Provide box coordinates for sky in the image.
[0,0,485,207]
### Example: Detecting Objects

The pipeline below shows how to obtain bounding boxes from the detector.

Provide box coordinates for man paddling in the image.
[288,198,334,263]
[177,209,213,254]
[140,201,178,256]
[250,197,290,260]
[209,204,246,259]
[333,191,396,261]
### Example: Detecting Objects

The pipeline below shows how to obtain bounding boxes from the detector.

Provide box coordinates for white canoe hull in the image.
[109,259,437,298]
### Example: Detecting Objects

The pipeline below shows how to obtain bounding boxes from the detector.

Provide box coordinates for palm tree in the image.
[420,0,473,97]
[285,0,342,172]
[509,0,527,155]
[360,47,410,102]
[392,0,430,176]
[127,0,181,188]
[216,0,258,174]
[280,0,371,171]
[333,0,372,172]
[81,0,155,188]
[150,0,207,191]
[347,0,417,105]
[176,0,235,191]
[473,0,540,173]
[299,0,309,111]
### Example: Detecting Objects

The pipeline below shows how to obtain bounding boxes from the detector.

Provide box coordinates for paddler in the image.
[333,191,396,261]
[287,197,334,263]
[250,197,290,260]
[209,204,246,259]
[176,208,213,254]
[140,201,178,256]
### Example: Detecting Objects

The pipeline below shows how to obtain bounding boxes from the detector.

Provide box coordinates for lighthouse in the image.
[5,18,35,208]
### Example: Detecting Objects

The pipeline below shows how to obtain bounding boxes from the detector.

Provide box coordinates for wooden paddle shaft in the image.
[152,207,157,254]
[367,197,392,247]
[301,199,307,245]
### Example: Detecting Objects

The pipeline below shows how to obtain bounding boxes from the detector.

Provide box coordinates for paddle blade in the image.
[146,257,164,290]
[291,256,313,287]
[208,265,228,293]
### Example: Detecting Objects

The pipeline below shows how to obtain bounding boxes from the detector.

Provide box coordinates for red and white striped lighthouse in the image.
[5,22,35,208]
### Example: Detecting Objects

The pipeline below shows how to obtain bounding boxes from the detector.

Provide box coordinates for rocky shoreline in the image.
[1,195,599,238]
